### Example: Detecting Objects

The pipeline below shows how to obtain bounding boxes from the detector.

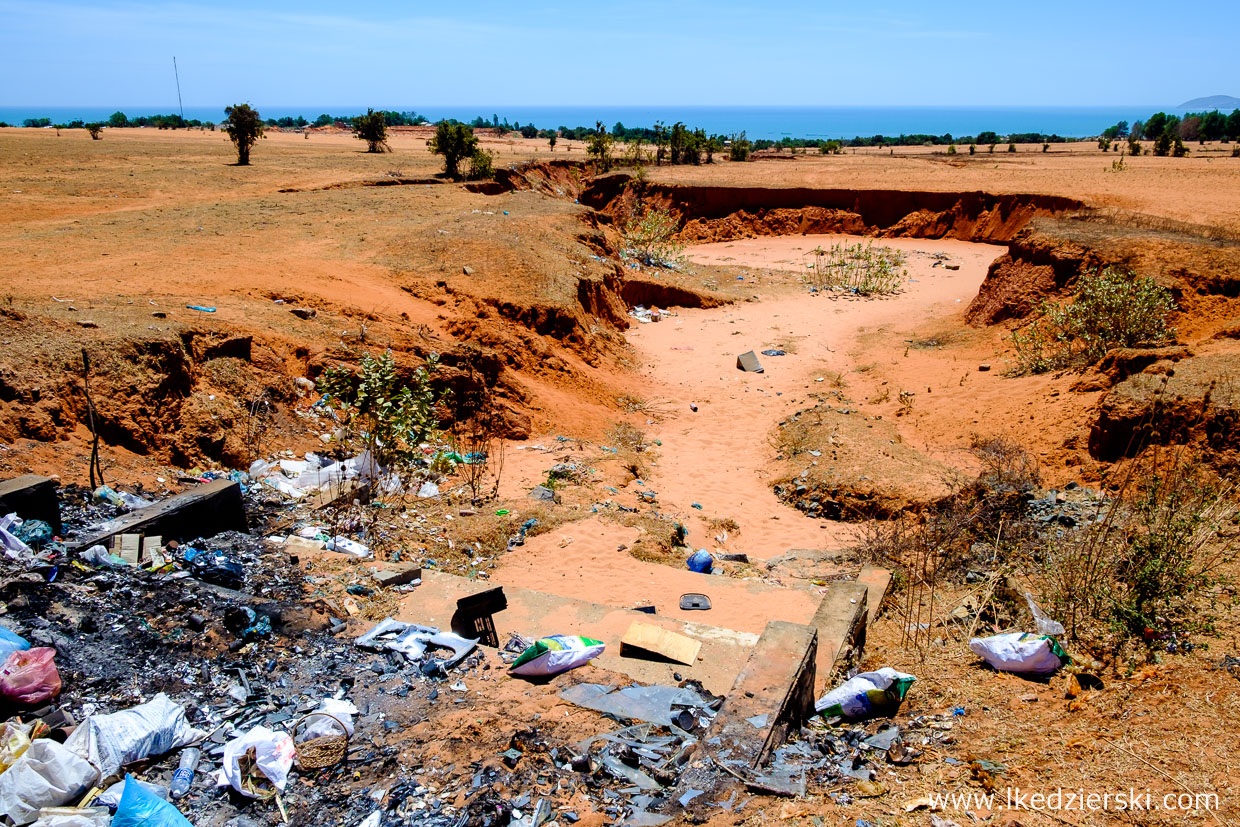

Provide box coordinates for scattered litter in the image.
[215,726,295,798]
[686,549,713,574]
[185,305,216,313]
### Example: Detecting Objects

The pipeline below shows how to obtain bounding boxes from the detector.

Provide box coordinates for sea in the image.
[0,105,1181,141]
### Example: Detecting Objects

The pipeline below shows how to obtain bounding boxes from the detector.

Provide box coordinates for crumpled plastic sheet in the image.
[559,683,718,728]
[0,513,32,559]
[355,617,477,667]
[64,693,206,782]
[0,739,98,826]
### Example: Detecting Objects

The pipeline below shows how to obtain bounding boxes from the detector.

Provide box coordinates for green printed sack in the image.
[511,635,605,677]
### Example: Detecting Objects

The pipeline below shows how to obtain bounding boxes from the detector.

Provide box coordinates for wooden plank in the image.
[69,479,246,551]
[620,620,702,665]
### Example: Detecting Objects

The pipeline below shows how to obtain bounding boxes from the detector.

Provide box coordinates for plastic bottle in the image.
[169,747,200,799]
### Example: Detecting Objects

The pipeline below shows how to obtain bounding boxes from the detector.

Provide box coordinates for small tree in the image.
[428,121,479,179]
[1128,136,1142,156]
[729,131,751,161]
[548,133,557,152]
[1172,137,1189,157]
[86,123,103,140]
[586,121,614,172]
[1153,131,1172,156]
[352,108,390,153]
[968,143,976,155]
[1007,141,1016,153]
[946,142,957,155]
[223,104,265,165]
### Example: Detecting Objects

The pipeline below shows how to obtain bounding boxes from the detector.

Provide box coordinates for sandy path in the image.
[626,235,1002,561]
[491,235,1004,613]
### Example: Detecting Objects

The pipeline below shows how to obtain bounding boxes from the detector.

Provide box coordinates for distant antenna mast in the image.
[172,56,184,120]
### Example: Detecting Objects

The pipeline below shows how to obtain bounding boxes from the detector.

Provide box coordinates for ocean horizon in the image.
[0,104,1201,141]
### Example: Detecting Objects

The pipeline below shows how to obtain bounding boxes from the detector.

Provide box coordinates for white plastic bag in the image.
[0,739,99,826]
[969,632,1067,675]
[65,693,205,782]
[215,726,295,798]
[29,809,110,827]
[299,698,357,740]
[815,667,916,718]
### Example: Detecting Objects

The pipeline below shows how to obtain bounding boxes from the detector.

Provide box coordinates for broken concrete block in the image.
[0,475,62,534]
[666,620,817,812]
[736,351,764,373]
[369,566,423,588]
[621,621,702,665]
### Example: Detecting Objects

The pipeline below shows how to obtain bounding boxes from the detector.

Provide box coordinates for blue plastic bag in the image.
[112,774,192,827]
[686,549,714,574]
[0,625,29,663]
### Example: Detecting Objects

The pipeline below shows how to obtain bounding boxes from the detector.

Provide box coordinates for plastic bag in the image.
[1,720,33,773]
[0,623,31,662]
[686,550,714,574]
[969,632,1067,675]
[299,698,357,740]
[0,739,98,826]
[65,693,205,782]
[1,648,62,705]
[214,726,295,798]
[92,776,168,810]
[510,635,605,677]
[815,667,916,718]
[29,808,111,827]
[79,545,130,568]
[112,774,191,827]
[0,513,31,558]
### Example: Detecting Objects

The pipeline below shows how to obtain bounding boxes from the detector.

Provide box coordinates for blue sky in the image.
[1,0,1234,107]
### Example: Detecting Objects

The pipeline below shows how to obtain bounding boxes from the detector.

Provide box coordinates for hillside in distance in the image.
[1179,94,1240,108]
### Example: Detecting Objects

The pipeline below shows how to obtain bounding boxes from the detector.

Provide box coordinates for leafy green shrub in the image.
[466,148,494,180]
[223,104,265,165]
[622,208,686,269]
[969,143,976,155]
[1011,267,1176,373]
[1007,141,1016,153]
[352,108,390,153]
[1153,131,1172,156]
[86,123,103,140]
[946,143,957,155]
[1128,136,1142,155]
[806,242,907,296]
[316,350,447,483]
[428,122,478,179]
[1172,137,1189,157]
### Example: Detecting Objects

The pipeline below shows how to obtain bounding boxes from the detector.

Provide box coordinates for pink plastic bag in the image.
[0,647,62,705]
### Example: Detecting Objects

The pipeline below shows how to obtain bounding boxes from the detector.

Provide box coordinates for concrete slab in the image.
[397,570,760,694]
[0,475,61,534]
[70,480,247,550]
[668,620,818,811]
[857,564,892,627]
[810,581,868,692]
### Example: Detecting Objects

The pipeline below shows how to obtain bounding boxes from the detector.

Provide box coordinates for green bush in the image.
[1011,267,1176,373]
[466,148,495,180]
[622,208,686,269]
[587,121,613,171]
[316,350,447,480]
[86,123,103,140]
[728,132,751,161]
